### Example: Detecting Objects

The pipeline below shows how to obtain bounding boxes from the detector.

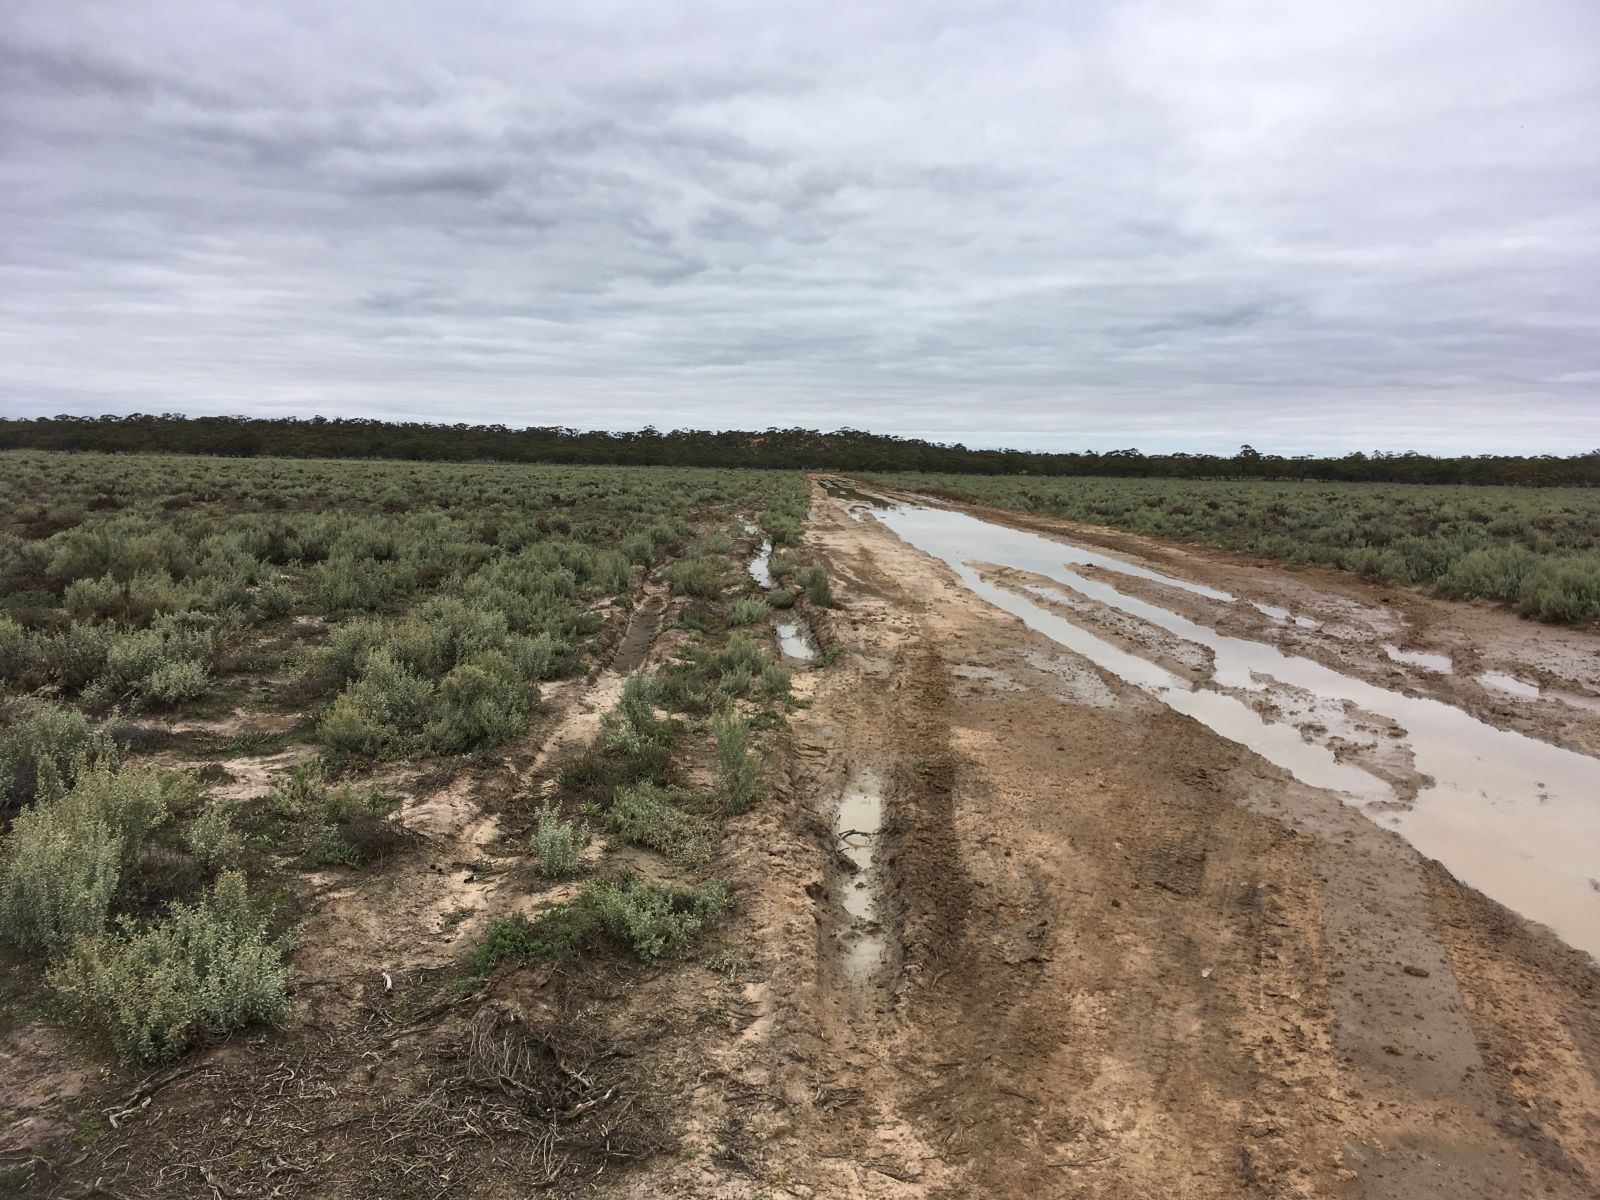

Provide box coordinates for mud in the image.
[609,476,1599,1199]
[832,768,886,985]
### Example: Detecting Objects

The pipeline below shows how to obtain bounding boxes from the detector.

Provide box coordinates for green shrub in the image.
[468,875,731,972]
[0,698,118,811]
[425,651,533,754]
[713,714,761,814]
[726,596,769,627]
[143,659,211,705]
[664,556,725,599]
[587,876,731,961]
[185,803,243,870]
[0,766,177,954]
[48,871,294,1064]
[1517,557,1600,623]
[798,566,836,607]
[605,782,715,867]
[533,802,585,878]
[766,587,796,609]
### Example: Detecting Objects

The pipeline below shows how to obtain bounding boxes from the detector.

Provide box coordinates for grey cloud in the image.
[0,1,1597,454]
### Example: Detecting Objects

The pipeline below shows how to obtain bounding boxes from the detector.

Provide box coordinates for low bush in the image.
[713,714,761,814]
[797,566,836,608]
[0,765,182,954]
[185,802,243,870]
[0,697,119,813]
[664,556,725,599]
[48,871,294,1064]
[725,596,769,627]
[604,782,715,868]
[468,875,731,972]
[533,802,585,878]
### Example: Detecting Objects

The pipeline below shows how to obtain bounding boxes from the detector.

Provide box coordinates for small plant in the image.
[604,782,715,868]
[0,765,180,954]
[533,801,585,878]
[713,714,761,814]
[185,802,243,870]
[725,596,769,627]
[664,556,726,599]
[797,566,836,608]
[469,875,732,972]
[48,871,294,1064]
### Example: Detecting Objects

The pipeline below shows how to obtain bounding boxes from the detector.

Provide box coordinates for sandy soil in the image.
[10,483,1598,1199]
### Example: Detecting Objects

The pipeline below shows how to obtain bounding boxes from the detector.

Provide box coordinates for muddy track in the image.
[686,478,1600,1199]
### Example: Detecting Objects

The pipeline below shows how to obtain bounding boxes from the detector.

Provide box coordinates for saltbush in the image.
[48,871,294,1064]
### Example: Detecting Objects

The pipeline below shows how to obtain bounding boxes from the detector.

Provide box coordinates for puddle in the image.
[775,619,818,663]
[861,499,1600,960]
[1254,602,1322,630]
[834,768,886,984]
[748,540,774,588]
[1551,689,1600,716]
[1480,671,1541,700]
[1385,644,1454,673]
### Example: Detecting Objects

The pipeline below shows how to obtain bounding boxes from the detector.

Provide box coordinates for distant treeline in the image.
[2,414,1596,487]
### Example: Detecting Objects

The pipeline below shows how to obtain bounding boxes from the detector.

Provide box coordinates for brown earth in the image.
[607,479,1599,1198]
[7,481,1598,1199]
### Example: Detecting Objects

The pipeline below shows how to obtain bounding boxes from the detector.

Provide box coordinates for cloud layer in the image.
[3,1,1597,453]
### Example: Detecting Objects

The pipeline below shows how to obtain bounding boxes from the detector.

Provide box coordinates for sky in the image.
[2,1,1597,456]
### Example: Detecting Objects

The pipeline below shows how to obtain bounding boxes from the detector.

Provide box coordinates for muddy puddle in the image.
[833,768,886,984]
[856,496,1600,960]
[1385,644,1453,673]
[776,618,818,663]
[745,523,774,588]
[1481,670,1541,700]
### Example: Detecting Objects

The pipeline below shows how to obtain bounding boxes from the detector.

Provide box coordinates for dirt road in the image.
[628,478,1600,1198]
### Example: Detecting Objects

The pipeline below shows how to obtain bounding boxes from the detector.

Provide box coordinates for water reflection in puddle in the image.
[1385,644,1454,673]
[745,523,774,588]
[1480,670,1541,700]
[835,769,886,984]
[1255,602,1322,630]
[862,499,1600,959]
[776,620,818,662]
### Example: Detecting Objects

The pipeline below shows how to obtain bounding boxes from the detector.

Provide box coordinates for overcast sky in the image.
[2,1,1597,454]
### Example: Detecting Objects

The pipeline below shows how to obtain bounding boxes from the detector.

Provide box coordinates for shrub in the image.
[1517,557,1600,623]
[713,714,761,814]
[185,803,243,870]
[48,871,294,1064]
[726,596,769,627]
[797,566,836,608]
[587,876,731,961]
[533,802,585,878]
[0,766,176,954]
[143,659,211,706]
[0,698,118,812]
[601,671,670,754]
[468,876,731,971]
[664,556,725,599]
[604,782,715,867]
[425,651,532,754]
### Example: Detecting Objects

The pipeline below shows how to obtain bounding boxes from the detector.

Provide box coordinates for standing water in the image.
[834,769,886,983]
[849,493,1600,960]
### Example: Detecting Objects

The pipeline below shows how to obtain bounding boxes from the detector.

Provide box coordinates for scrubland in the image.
[0,451,815,1101]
